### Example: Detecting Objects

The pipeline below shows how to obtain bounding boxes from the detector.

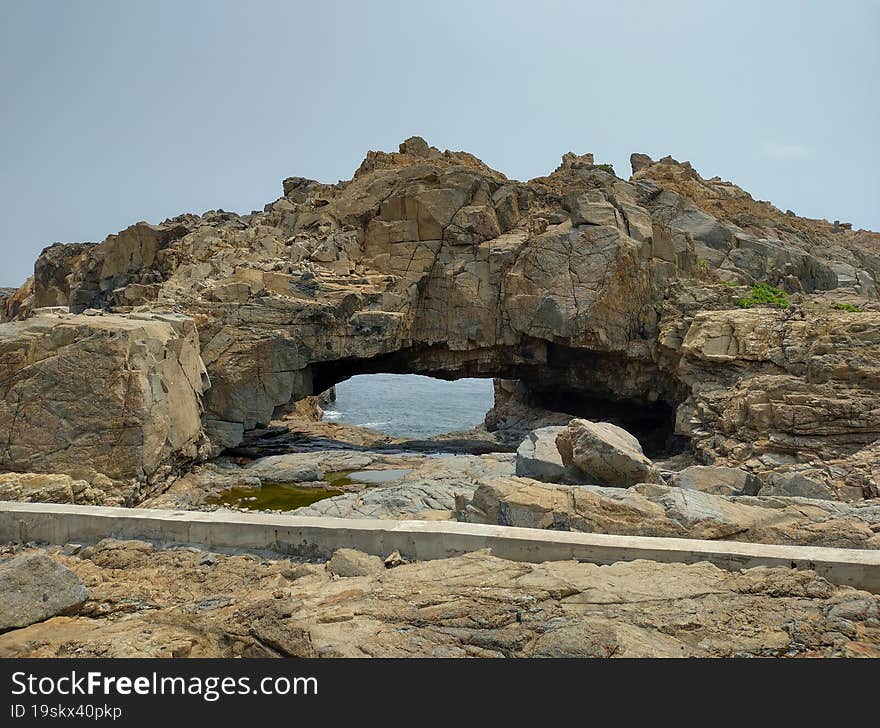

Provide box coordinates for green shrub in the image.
[833,302,862,313]
[595,163,615,174]
[736,283,789,309]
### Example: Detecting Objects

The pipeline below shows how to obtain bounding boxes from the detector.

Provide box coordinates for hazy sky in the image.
[2,0,878,287]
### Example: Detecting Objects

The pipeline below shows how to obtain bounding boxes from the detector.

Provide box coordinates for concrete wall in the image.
[2,500,879,592]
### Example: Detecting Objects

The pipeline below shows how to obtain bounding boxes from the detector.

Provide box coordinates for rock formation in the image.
[458,478,880,550]
[515,426,569,482]
[0,137,877,503]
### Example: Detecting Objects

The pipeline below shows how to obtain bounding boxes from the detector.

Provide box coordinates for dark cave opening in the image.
[525,388,686,459]
[304,342,687,459]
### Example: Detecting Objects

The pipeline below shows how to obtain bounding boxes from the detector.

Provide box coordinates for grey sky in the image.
[2,0,878,287]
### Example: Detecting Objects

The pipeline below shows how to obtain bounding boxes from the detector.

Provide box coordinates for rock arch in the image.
[2,138,878,499]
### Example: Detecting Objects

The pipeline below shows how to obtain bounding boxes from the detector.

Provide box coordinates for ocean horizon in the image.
[323,373,495,439]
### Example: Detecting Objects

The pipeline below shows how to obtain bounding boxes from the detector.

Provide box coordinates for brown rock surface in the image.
[0,552,88,632]
[0,543,876,658]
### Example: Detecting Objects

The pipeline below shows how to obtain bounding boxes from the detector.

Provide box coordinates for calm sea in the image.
[323,374,495,439]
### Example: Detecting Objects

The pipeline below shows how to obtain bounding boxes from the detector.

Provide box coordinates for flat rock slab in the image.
[671,466,762,496]
[0,552,88,631]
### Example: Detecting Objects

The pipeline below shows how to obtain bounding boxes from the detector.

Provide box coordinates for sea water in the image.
[322,373,495,439]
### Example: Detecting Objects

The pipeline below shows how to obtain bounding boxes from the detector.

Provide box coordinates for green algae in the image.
[206,482,343,511]
[323,470,356,488]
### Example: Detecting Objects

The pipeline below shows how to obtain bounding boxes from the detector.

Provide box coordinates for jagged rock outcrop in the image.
[0,289,13,313]
[1,138,878,497]
[484,379,572,442]
[662,303,880,498]
[0,473,109,505]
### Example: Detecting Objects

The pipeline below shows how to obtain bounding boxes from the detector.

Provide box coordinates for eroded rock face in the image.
[1,139,878,499]
[0,311,209,493]
[665,304,880,497]
[0,544,877,657]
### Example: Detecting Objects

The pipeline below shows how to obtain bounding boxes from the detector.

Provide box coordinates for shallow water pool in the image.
[206,482,343,511]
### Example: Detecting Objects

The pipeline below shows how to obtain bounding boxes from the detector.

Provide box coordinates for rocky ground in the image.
[1,541,878,658]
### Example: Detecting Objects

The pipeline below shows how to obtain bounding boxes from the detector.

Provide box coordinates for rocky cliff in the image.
[1,137,878,499]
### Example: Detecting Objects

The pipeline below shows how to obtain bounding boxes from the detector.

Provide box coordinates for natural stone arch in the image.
[2,137,878,500]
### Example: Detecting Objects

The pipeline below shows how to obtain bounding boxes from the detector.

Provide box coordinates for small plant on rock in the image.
[736,283,789,309]
[833,302,863,313]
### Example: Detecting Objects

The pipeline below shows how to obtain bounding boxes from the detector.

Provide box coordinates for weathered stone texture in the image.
[0,312,209,490]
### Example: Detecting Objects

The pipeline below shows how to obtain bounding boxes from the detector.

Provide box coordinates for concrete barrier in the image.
[2,500,879,592]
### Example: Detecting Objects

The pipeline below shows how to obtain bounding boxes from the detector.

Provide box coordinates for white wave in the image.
[361,421,391,428]
[322,410,341,421]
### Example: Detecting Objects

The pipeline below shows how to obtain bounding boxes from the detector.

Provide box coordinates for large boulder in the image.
[0,553,88,632]
[555,419,662,487]
[515,426,568,482]
[670,466,762,497]
[0,311,209,489]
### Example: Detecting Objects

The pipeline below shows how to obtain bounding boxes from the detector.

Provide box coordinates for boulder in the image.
[326,549,385,577]
[670,466,762,496]
[515,426,568,482]
[0,553,88,632]
[555,419,662,487]
[0,312,208,487]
